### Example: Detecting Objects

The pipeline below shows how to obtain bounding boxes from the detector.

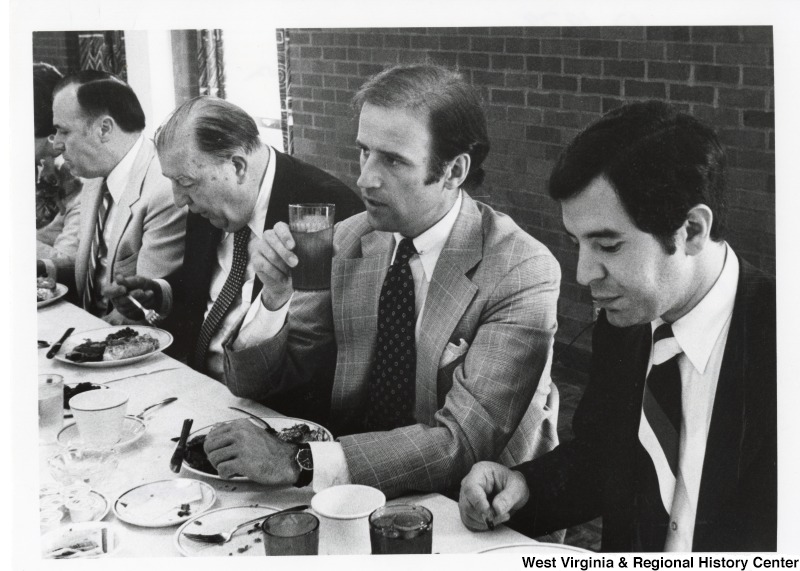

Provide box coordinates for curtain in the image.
[276,28,294,154]
[78,31,127,80]
[197,29,226,99]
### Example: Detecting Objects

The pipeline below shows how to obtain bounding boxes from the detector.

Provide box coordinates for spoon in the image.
[133,397,178,420]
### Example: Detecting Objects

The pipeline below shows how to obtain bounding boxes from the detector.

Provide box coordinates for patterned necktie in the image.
[363,237,418,432]
[639,323,683,511]
[191,227,251,372]
[82,182,112,315]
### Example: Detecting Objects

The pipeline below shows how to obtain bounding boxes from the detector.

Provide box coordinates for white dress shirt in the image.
[93,134,144,313]
[638,244,739,551]
[158,145,283,380]
[307,191,464,490]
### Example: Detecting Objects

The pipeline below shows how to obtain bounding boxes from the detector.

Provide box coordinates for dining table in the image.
[37,298,552,558]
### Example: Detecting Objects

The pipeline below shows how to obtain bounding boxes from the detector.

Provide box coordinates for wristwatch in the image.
[293,443,314,488]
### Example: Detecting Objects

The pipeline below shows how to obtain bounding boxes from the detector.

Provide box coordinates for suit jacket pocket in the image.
[112,252,139,278]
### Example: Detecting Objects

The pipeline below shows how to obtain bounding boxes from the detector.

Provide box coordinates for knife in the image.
[170,418,194,473]
[46,327,74,359]
[103,367,180,384]
[228,406,276,432]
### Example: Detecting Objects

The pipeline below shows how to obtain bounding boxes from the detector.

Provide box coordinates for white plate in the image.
[477,542,593,554]
[55,325,173,368]
[174,504,278,557]
[74,490,111,522]
[42,522,120,559]
[38,283,68,309]
[57,416,147,448]
[113,478,217,527]
[182,416,333,481]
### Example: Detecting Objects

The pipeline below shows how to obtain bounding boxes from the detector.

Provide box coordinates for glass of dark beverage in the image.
[369,504,433,555]
[261,511,319,556]
[289,203,335,290]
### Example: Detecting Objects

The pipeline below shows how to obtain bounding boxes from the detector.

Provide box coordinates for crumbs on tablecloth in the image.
[237,545,251,554]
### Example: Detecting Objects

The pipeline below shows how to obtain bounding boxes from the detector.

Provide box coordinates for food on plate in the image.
[37,277,57,302]
[66,327,160,363]
[184,422,329,475]
[63,383,103,409]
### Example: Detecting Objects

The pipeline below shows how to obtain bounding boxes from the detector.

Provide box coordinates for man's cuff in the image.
[152,278,173,315]
[308,441,351,492]
[234,293,292,350]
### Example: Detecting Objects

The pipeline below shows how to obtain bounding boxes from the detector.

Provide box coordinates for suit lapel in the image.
[415,196,481,422]
[105,140,153,275]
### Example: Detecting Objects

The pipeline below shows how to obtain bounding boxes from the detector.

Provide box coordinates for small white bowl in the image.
[311,484,386,519]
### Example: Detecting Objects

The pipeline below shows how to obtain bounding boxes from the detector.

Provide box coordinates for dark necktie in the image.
[82,182,111,315]
[640,323,683,509]
[191,227,251,372]
[363,237,418,432]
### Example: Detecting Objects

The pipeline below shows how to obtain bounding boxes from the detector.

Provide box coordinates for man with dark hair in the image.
[459,101,776,552]
[38,70,185,321]
[203,64,561,504]
[106,96,363,391]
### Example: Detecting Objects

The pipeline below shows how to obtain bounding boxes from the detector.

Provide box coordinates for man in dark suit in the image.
[107,97,363,412]
[459,101,776,552]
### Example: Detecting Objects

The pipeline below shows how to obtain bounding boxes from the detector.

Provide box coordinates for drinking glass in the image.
[261,511,319,555]
[39,374,64,444]
[288,203,335,290]
[369,504,433,555]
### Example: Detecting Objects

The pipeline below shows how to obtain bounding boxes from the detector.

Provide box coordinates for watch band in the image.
[293,443,314,488]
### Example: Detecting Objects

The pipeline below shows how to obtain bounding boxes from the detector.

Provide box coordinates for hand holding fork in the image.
[103,274,164,324]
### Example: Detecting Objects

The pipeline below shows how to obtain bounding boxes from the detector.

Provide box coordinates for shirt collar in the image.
[245,144,276,238]
[105,134,144,202]
[392,189,463,279]
[651,243,739,374]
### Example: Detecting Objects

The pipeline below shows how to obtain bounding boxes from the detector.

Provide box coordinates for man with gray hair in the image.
[107,96,363,406]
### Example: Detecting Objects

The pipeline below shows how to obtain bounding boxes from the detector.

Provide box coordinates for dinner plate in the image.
[113,478,217,528]
[55,325,173,368]
[41,522,121,559]
[181,416,333,481]
[38,283,68,309]
[57,416,147,448]
[477,542,593,554]
[174,504,278,557]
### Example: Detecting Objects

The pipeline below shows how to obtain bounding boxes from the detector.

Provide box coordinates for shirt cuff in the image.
[234,293,292,350]
[152,278,173,315]
[308,441,351,492]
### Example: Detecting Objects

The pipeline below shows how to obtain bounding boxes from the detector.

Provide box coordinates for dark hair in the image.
[154,96,261,160]
[353,64,490,191]
[54,70,145,133]
[33,62,63,138]
[548,100,727,254]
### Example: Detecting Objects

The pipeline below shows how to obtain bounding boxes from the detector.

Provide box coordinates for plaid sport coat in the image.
[224,193,561,498]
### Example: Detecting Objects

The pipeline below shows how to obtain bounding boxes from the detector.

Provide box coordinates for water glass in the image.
[369,504,433,555]
[288,203,335,290]
[261,511,319,555]
[39,374,64,444]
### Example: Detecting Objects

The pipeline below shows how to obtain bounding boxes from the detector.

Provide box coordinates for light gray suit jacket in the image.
[224,194,561,498]
[59,137,186,322]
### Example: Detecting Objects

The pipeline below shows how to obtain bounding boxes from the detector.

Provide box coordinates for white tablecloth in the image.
[37,300,538,557]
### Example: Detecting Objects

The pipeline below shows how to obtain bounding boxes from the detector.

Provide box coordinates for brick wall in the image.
[285,26,775,353]
[32,32,80,74]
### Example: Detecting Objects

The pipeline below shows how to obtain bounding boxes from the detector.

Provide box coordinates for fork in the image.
[183,504,309,544]
[126,294,163,325]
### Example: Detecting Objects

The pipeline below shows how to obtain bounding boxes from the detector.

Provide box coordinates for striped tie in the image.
[190,227,251,372]
[82,182,112,315]
[639,323,683,511]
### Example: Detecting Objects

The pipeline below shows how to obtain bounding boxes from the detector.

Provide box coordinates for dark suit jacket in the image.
[508,259,776,552]
[161,149,364,382]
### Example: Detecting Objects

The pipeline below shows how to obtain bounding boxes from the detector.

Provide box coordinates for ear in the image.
[97,116,115,142]
[442,153,471,190]
[231,154,248,183]
[682,204,714,256]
